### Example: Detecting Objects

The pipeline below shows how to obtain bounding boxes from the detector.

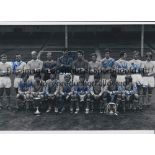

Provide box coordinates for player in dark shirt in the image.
[57,49,73,73]
[122,75,139,111]
[72,50,90,83]
[46,73,60,113]
[16,74,33,111]
[42,52,57,81]
[106,73,120,115]
[57,49,74,82]
[101,49,115,81]
[32,74,46,114]
[72,75,91,114]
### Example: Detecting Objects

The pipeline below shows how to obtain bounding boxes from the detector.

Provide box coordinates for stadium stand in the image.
[0,25,155,61]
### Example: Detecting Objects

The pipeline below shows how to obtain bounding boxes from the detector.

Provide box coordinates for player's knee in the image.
[134,94,139,99]
[40,95,44,99]
[16,94,20,98]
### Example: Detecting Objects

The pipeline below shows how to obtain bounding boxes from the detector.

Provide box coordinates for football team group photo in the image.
[0,24,155,130]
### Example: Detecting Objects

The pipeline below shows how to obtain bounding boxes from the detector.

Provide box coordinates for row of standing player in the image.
[0,49,154,114]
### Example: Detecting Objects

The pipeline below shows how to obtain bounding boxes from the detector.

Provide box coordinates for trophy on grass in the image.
[34,96,41,116]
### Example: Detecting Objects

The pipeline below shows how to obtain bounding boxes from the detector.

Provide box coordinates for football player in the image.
[142,52,155,106]
[0,54,12,110]
[42,52,57,81]
[46,73,60,113]
[129,51,144,85]
[72,75,91,114]
[58,74,73,113]
[90,74,108,113]
[26,51,43,82]
[115,51,131,83]
[123,75,139,111]
[12,53,27,93]
[57,49,74,82]
[106,73,119,114]
[72,50,90,84]
[32,74,46,115]
[16,74,33,111]
[88,53,101,82]
[107,73,133,113]
[101,49,115,81]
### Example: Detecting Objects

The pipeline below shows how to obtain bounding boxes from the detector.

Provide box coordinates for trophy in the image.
[34,97,41,116]
[106,102,118,115]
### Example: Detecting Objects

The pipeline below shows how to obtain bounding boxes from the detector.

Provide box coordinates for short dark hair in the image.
[104,48,111,53]
[146,52,152,59]
[119,51,126,58]
[91,53,97,58]
[1,54,7,59]
[77,50,84,56]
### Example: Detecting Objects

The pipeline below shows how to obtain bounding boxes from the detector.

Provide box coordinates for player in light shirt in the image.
[115,51,131,83]
[88,53,101,82]
[26,51,43,82]
[101,49,115,82]
[142,52,155,106]
[129,51,144,85]
[12,53,26,93]
[0,54,12,110]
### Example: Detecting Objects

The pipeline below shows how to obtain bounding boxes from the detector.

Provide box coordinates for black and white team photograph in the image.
[0,24,155,130]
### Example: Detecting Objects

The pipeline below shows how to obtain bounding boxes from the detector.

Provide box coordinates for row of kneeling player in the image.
[15,72,152,115]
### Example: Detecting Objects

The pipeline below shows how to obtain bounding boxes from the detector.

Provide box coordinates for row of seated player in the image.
[14,73,151,115]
